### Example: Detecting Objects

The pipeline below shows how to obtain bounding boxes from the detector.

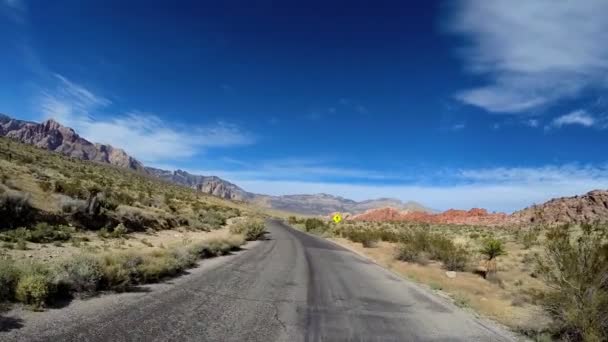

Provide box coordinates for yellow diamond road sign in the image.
[332,213,342,223]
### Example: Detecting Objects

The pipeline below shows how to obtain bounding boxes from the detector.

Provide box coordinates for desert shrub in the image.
[54,180,88,199]
[136,250,183,282]
[99,252,144,291]
[1,223,73,243]
[520,228,539,249]
[59,196,87,213]
[441,246,470,271]
[97,193,119,211]
[29,223,72,243]
[394,229,469,270]
[229,218,266,241]
[190,235,244,258]
[0,259,19,301]
[98,223,128,239]
[395,243,421,262]
[14,263,52,309]
[343,229,379,247]
[15,274,50,308]
[199,211,226,229]
[536,224,608,341]
[0,191,35,229]
[304,218,328,233]
[109,191,135,206]
[287,216,299,225]
[376,228,402,243]
[15,239,27,250]
[53,255,103,295]
[38,180,52,192]
[116,206,158,231]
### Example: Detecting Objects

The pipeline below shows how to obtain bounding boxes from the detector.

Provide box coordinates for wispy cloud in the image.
[1,0,26,22]
[524,119,539,128]
[446,0,608,113]
[551,110,596,128]
[187,158,405,183]
[38,74,253,163]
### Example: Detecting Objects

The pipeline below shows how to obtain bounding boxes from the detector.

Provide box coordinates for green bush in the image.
[98,223,128,239]
[520,229,539,249]
[16,274,50,308]
[304,218,327,233]
[343,229,379,247]
[0,191,34,229]
[393,229,469,270]
[53,255,103,295]
[229,218,266,241]
[54,180,88,199]
[0,223,73,243]
[536,224,608,341]
[396,243,421,262]
[441,246,470,271]
[99,252,143,291]
[199,211,226,229]
[0,259,19,301]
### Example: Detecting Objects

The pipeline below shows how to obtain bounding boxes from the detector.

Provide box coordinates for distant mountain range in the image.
[0,114,432,215]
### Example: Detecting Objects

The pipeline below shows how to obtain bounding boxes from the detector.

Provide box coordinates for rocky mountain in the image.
[250,193,433,216]
[350,207,508,226]
[145,167,253,201]
[0,114,145,171]
[510,190,608,226]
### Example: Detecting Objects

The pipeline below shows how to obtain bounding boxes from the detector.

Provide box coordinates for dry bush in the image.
[0,191,35,229]
[229,218,266,241]
[536,224,608,341]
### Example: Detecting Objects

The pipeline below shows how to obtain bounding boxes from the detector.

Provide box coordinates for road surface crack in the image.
[272,303,288,332]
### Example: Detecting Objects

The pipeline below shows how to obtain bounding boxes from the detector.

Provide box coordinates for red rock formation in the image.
[350,207,508,226]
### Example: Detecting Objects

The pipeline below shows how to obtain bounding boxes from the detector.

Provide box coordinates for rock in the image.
[510,189,608,226]
[445,271,457,279]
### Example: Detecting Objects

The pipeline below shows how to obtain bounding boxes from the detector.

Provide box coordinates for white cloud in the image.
[552,110,596,128]
[447,0,608,113]
[38,74,253,163]
[524,119,539,128]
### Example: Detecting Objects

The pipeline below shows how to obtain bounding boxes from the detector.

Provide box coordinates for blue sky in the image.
[1,0,608,212]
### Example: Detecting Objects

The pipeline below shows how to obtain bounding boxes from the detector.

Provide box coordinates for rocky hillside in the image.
[0,114,144,171]
[0,114,248,200]
[145,168,253,201]
[510,190,608,225]
[350,207,507,226]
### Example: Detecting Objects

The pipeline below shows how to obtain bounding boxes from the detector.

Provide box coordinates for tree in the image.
[479,238,506,277]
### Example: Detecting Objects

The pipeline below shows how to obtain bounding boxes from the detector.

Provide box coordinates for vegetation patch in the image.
[229,218,266,241]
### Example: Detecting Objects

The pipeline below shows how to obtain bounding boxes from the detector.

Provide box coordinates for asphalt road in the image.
[1,220,516,341]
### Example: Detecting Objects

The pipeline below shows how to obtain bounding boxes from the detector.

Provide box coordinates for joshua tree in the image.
[479,238,506,277]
